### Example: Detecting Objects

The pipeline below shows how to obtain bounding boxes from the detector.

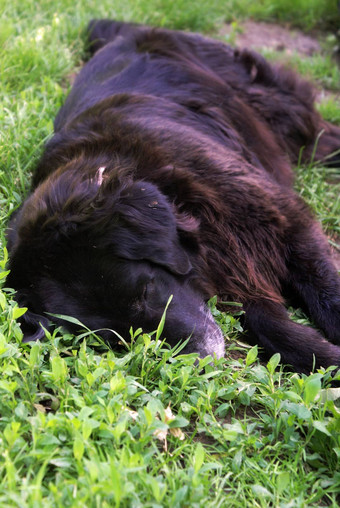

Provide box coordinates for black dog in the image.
[6,20,340,372]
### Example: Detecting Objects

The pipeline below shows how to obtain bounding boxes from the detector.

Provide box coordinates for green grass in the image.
[318,97,340,126]
[1,0,340,506]
[1,290,340,507]
[222,0,340,30]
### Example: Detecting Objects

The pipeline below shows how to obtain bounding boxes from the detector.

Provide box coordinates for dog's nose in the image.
[180,307,225,359]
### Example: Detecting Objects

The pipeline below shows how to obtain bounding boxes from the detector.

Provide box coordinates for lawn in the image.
[0,0,340,506]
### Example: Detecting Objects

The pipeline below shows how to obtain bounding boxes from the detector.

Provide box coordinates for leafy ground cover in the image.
[0,0,340,506]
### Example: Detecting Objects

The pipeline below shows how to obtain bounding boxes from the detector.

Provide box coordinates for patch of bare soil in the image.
[221,20,321,56]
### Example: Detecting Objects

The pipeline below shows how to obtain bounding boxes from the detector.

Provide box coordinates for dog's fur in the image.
[6,20,340,372]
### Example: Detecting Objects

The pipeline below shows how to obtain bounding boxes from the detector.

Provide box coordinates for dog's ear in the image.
[18,310,49,343]
[98,181,193,275]
[113,226,192,275]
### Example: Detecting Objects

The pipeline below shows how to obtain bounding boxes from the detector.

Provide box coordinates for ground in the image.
[221,20,322,55]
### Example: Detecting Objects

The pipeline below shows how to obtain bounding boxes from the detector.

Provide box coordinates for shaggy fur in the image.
[6,20,340,372]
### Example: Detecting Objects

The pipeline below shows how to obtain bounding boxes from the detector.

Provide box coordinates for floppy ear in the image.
[113,226,192,275]
[19,310,49,343]
[98,181,193,275]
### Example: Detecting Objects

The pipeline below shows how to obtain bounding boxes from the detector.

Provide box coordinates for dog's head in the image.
[6,164,225,359]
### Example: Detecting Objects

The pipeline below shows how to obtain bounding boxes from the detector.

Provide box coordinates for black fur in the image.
[6,20,340,372]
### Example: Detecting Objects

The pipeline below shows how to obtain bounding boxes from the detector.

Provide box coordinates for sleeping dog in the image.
[6,20,340,372]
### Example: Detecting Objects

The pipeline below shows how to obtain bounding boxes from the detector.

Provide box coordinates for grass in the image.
[0,0,340,506]
[221,0,340,30]
[1,293,340,506]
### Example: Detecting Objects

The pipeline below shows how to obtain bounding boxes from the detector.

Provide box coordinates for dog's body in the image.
[6,20,340,372]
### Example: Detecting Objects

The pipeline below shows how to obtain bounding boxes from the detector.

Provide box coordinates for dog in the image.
[6,20,340,373]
